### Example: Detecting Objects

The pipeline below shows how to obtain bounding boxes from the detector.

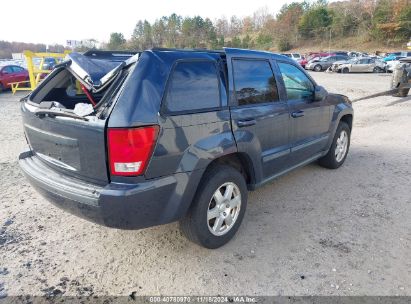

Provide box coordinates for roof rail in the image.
[82,49,140,61]
[151,47,225,54]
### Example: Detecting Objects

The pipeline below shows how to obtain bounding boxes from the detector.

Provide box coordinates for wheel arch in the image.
[197,152,256,193]
[208,153,255,185]
[340,113,353,130]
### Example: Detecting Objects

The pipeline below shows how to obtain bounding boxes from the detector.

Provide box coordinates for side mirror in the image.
[314,85,327,101]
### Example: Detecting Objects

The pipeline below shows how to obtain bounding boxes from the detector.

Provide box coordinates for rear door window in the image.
[232,59,279,105]
[12,66,24,73]
[278,62,314,101]
[164,60,220,113]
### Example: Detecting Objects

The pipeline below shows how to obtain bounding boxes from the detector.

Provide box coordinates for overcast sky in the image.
[1,0,316,45]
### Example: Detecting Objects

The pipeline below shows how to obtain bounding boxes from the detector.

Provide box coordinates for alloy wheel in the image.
[207,182,241,236]
[335,130,348,162]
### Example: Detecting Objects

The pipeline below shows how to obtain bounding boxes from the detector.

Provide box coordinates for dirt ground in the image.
[0,72,410,297]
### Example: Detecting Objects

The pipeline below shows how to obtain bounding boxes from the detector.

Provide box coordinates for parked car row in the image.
[287,50,411,74]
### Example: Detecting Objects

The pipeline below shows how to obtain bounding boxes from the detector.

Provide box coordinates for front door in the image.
[227,53,290,181]
[11,66,27,82]
[277,62,331,165]
[1,66,15,87]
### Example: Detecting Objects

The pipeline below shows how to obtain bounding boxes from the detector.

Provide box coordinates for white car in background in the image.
[333,57,386,73]
[281,53,302,61]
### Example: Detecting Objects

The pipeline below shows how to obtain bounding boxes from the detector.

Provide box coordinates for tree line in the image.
[105,0,410,52]
[1,0,409,59]
[0,41,66,59]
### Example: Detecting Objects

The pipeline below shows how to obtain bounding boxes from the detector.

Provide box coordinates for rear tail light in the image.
[107,126,159,176]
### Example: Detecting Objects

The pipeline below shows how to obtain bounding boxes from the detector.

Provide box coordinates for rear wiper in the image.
[34,109,89,121]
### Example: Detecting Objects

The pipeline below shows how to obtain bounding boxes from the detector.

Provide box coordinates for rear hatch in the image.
[21,51,138,185]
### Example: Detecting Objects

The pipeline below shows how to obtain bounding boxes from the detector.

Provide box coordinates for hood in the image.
[63,51,139,93]
[399,56,411,63]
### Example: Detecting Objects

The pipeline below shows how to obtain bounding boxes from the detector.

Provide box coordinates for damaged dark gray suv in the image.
[19,48,353,248]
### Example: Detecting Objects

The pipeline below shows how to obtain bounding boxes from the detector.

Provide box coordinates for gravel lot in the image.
[0,72,410,297]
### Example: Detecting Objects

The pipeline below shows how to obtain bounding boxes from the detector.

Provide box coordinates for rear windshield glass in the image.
[164,61,220,113]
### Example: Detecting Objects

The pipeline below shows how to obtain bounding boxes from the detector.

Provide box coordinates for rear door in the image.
[11,66,27,82]
[277,61,330,165]
[352,58,369,72]
[227,52,290,180]
[148,58,232,178]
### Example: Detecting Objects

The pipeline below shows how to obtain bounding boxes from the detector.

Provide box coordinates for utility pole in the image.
[328,28,331,54]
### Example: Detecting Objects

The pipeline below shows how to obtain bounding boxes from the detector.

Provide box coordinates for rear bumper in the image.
[19,150,201,229]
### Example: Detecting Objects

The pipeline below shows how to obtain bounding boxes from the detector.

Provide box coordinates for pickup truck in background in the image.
[19,48,353,248]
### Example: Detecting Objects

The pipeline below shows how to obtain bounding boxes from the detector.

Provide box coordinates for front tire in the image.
[314,65,322,72]
[373,67,382,73]
[318,122,351,169]
[180,165,248,249]
[342,67,349,73]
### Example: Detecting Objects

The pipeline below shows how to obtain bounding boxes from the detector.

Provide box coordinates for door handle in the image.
[291,110,304,118]
[237,119,256,127]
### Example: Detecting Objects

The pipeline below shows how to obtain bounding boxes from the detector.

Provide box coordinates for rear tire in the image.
[180,165,248,249]
[0,83,4,93]
[318,122,351,169]
[393,88,410,97]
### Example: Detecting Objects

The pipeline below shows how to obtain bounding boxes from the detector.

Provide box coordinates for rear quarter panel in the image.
[146,110,236,178]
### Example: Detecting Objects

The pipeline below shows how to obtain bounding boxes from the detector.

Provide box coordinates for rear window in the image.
[164,61,220,113]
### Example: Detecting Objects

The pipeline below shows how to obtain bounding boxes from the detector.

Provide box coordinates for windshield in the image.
[320,57,331,62]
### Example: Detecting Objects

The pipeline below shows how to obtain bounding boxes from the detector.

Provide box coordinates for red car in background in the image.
[299,52,335,68]
[0,65,29,92]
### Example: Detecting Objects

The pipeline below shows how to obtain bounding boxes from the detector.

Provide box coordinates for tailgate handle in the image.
[237,119,256,127]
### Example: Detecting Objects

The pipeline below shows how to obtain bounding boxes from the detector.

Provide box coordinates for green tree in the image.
[256,33,272,49]
[242,35,252,48]
[152,19,166,47]
[299,5,333,38]
[231,36,242,48]
[277,37,292,51]
[165,14,182,47]
[107,32,126,50]
[396,6,411,40]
